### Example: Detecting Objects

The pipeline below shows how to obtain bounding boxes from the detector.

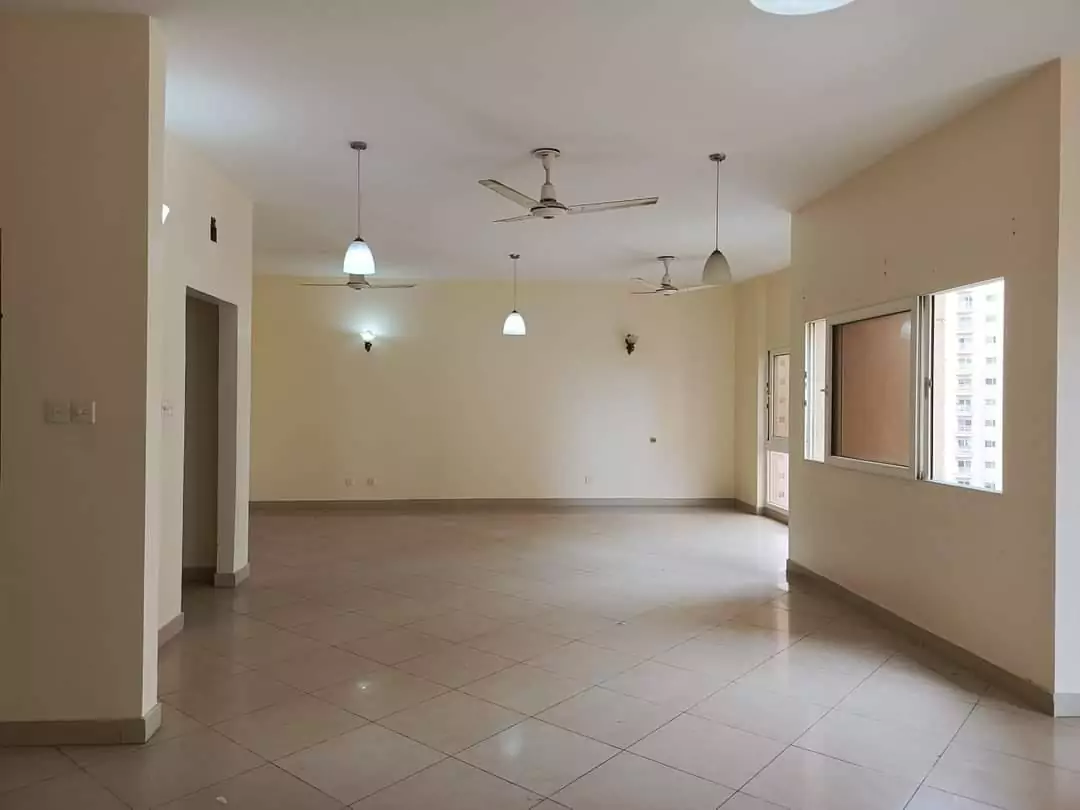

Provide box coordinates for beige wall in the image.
[733,270,791,509]
[252,277,735,502]
[1057,56,1080,697]
[791,64,1062,690]
[0,13,163,721]
[182,296,220,570]
[158,137,253,628]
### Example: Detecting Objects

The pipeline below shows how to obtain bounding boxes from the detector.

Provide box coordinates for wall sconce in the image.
[625,334,638,355]
[360,330,375,352]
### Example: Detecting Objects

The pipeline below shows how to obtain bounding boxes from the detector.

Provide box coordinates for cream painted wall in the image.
[158,137,253,629]
[791,64,1062,690]
[0,13,163,721]
[734,270,791,509]
[252,278,735,502]
[1057,57,1080,697]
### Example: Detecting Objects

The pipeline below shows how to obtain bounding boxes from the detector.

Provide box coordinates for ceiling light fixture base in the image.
[530,148,561,160]
[709,153,727,163]
[349,141,368,151]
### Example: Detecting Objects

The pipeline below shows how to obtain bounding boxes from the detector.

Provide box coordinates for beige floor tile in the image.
[0,771,128,810]
[951,703,1080,772]
[719,793,788,809]
[0,746,80,794]
[583,623,695,657]
[630,713,784,789]
[795,709,948,780]
[277,725,444,804]
[214,695,368,759]
[395,645,516,688]
[926,743,1080,809]
[906,786,1004,809]
[602,661,728,710]
[405,610,507,642]
[314,668,448,720]
[292,612,396,645]
[84,729,263,809]
[528,642,646,684]
[552,752,732,810]
[655,638,777,680]
[380,691,525,753]
[837,677,976,745]
[162,671,305,725]
[523,609,620,640]
[158,641,249,694]
[734,655,868,708]
[459,719,618,796]
[253,600,349,629]
[198,628,328,668]
[342,628,455,665]
[537,687,680,748]
[259,647,388,693]
[742,747,919,810]
[462,665,591,714]
[154,764,344,809]
[468,626,574,662]
[731,603,834,635]
[691,682,830,744]
[351,757,542,809]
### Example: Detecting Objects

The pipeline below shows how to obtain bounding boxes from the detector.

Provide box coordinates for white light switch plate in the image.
[44,400,70,424]
[71,400,96,425]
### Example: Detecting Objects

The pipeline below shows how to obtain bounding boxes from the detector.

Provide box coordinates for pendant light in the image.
[702,153,733,286]
[502,253,527,336]
[343,140,375,275]
[750,0,856,15]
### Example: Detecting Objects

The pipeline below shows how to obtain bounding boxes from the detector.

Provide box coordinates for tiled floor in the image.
[4,508,1080,808]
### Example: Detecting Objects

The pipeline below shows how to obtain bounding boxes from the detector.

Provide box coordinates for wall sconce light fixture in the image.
[360,330,375,352]
[625,334,638,355]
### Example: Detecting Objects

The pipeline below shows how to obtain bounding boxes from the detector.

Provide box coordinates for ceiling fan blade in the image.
[479,179,539,209]
[672,285,716,294]
[365,283,417,289]
[630,277,655,286]
[301,282,346,287]
[493,214,538,223]
[567,197,659,215]
[631,290,662,295]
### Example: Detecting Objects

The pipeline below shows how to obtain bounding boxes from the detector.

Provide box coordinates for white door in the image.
[766,350,791,513]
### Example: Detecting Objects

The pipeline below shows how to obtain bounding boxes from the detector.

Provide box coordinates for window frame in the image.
[824,297,924,480]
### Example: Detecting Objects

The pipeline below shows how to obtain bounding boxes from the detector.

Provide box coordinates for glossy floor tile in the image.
[13,509,1080,808]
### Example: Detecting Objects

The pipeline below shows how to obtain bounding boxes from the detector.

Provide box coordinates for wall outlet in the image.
[344,476,354,488]
[649,437,657,444]
[366,477,377,487]
[584,475,591,485]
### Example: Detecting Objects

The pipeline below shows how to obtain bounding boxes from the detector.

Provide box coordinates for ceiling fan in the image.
[479,148,659,223]
[301,274,416,291]
[632,256,715,296]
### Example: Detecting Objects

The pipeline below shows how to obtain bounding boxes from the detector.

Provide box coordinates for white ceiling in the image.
[11,0,1080,281]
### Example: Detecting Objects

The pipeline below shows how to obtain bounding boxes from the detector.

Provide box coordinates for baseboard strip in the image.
[158,612,185,648]
[734,499,763,516]
[251,498,736,514]
[215,564,249,588]
[0,703,161,746]
[787,560,1056,716]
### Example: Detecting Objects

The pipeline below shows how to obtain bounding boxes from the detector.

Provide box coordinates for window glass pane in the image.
[931,278,1004,492]
[771,353,790,440]
[767,451,789,511]
[831,310,912,467]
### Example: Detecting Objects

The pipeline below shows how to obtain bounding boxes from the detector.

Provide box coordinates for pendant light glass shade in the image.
[344,141,375,275]
[502,310,527,336]
[702,153,733,286]
[343,237,375,276]
[750,0,856,14]
[702,249,732,285]
[502,253,526,336]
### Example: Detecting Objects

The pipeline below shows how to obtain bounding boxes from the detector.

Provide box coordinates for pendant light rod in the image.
[510,253,521,309]
[709,152,726,252]
[350,140,367,238]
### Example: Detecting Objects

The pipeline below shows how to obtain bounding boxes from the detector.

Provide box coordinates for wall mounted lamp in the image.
[360,330,375,352]
[625,334,639,355]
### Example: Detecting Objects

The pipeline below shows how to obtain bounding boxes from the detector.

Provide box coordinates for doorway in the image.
[182,294,220,583]
[765,349,790,522]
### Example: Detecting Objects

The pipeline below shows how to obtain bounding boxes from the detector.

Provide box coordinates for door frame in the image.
[764,347,791,521]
